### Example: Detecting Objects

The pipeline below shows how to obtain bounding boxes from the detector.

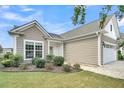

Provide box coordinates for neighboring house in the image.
[0,48,13,57]
[9,14,120,66]
[119,33,124,55]
[0,44,2,52]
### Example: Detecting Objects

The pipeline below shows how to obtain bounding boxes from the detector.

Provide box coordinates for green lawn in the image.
[0,71,124,88]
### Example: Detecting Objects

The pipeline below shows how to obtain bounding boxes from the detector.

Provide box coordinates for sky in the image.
[0,5,124,48]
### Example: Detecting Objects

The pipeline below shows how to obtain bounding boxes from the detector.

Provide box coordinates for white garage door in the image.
[103,42,117,64]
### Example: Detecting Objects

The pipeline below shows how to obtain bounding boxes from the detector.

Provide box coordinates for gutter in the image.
[8,31,24,35]
[63,30,106,41]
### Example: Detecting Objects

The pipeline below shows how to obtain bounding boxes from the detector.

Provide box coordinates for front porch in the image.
[48,40,64,57]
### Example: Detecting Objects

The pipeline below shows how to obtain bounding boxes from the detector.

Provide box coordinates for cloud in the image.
[0,11,42,22]
[0,23,11,28]
[0,12,23,21]
[42,21,74,34]
[0,5,10,9]
[19,6,35,12]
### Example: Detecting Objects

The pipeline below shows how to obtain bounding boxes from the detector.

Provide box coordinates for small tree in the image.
[72,5,124,29]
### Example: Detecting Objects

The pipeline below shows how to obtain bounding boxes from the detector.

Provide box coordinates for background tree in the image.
[0,44,3,53]
[72,5,124,29]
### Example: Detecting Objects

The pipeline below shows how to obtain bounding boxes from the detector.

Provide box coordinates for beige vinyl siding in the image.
[64,36,98,66]
[16,26,48,63]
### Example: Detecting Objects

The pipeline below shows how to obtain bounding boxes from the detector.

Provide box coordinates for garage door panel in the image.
[103,43,117,64]
[64,37,98,65]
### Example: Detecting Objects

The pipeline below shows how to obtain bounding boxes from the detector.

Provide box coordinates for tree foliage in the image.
[72,5,124,29]
[72,5,86,25]
[118,40,124,48]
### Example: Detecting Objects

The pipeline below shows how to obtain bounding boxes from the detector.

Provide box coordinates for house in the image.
[119,33,124,55]
[9,14,120,66]
[0,48,13,57]
[2,48,13,54]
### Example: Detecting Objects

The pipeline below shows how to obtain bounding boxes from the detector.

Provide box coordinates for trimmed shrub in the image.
[46,54,54,63]
[0,57,3,63]
[118,50,124,60]
[1,59,12,67]
[19,64,28,70]
[45,63,54,70]
[32,57,38,65]
[4,53,13,59]
[63,64,71,72]
[12,54,23,67]
[73,64,81,70]
[35,58,46,68]
[53,56,64,66]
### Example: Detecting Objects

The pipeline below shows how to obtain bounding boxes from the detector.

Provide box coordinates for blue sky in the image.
[0,5,124,48]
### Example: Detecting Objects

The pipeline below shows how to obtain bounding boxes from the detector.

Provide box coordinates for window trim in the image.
[103,41,116,49]
[24,39,44,60]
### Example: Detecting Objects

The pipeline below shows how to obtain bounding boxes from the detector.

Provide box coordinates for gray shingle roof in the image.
[60,15,113,39]
[9,15,113,40]
[48,33,63,39]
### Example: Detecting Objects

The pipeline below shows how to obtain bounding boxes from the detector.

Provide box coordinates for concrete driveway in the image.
[81,61,124,79]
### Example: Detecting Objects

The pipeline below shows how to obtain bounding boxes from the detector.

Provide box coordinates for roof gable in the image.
[104,15,120,40]
[9,20,52,38]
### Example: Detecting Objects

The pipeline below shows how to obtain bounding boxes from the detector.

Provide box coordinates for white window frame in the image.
[24,39,44,60]
[103,41,116,49]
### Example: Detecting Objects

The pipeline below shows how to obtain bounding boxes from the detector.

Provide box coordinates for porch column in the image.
[48,40,50,55]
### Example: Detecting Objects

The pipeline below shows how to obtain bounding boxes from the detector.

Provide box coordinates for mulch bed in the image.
[0,64,79,73]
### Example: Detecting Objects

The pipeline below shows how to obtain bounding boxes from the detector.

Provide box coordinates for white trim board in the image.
[104,41,116,46]
[24,39,44,60]
[13,35,19,54]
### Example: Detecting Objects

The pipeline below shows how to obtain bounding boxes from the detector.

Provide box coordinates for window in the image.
[35,43,42,58]
[104,43,115,49]
[110,24,112,31]
[24,40,43,59]
[25,42,34,59]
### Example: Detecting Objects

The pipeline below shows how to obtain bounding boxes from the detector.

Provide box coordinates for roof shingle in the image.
[60,15,113,39]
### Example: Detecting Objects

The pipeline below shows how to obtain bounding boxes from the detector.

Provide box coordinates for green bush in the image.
[4,53,13,59]
[35,58,46,68]
[118,50,124,60]
[1,59,12,67]
[19,64,28,70]
[73,64,81,70]
[46,54,54,63]
[53,56,64,66]
[32,57,38,65]
[12,54,23,67]
[0,57,3,63]
[63,64,71,72]
[45,63,54,70]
